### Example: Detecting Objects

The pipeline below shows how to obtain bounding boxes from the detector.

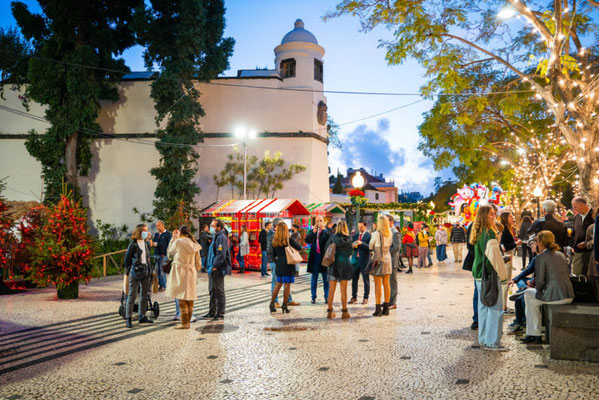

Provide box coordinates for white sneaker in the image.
[482,345,508,352]
[190,315,197,323]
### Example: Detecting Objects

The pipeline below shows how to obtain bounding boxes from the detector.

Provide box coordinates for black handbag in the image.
[365,234,384,276]
[162,259,173,274]
[481,233,499,307]
[570,275,597,303]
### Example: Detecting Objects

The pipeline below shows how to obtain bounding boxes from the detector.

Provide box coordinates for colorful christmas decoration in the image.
[28,191,94,299]
[449,183,505,226]
[13,206,47,279]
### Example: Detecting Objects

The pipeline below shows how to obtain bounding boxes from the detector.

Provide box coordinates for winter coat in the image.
[273,237,302,277]
[472,228,507,282]
[124,239,152,277]
[305,228,331,273]
[369,231,392,275]
[328,233,354,281]
[239,231,250,257]
[212,229,232,275]
[199,231,212,258]
[166,237,202,301]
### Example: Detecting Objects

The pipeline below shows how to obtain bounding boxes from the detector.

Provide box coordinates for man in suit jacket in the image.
[570,197,594,276]
[350,221,371,304]
[387,215,401,309]
[305,215,331,303]
[528,199,568,250]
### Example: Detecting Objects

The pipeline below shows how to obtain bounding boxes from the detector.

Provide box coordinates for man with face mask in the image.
[152,221,172,291]
[204,219,232,321]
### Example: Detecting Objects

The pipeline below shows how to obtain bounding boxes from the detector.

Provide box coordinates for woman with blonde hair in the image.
[166,225,202,329]
[326,221,354,319]
[521,230,574,344]
[269,222,302,313]
[123,224,154,328]
[470,205,508,351]
[369,215,393,316]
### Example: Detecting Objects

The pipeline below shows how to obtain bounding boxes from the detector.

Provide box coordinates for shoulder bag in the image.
[480,232,499,307]
[285,245,304,264]
[321,242,336,267]
[365,234,384,276]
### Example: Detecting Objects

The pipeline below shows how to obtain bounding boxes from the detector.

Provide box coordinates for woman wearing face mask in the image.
[123,224,154,328]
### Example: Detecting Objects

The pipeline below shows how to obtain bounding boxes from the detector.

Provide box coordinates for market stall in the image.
[306,202,347,225]
[200,199,310,270]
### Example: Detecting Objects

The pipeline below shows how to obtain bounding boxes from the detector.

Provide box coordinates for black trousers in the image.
[209,271,226,317]
[351,265,370,300]
[521,244,533,269]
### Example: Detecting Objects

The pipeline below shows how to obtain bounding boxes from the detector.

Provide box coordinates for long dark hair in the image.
[180,225,198,244]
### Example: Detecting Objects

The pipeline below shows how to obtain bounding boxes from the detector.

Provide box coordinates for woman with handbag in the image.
[402,223,417,274]
[470,206,509,351]
[325,221,354,319]
[269,222,302,314]
[369,215,393,317]
[165,225,202,329]
[123,224,154,328]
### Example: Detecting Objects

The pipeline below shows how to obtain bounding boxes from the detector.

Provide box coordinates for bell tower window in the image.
[314,59,323,82]
[280,58,296,78]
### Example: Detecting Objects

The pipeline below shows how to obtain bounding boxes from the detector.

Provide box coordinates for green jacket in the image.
[472,228,495,280]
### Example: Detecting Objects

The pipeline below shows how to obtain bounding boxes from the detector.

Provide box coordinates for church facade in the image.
[0,19,330,227]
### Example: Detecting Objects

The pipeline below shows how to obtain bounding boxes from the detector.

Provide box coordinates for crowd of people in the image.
[120,195,598,338]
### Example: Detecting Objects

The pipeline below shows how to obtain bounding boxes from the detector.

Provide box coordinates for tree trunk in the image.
[65,132,79,189]
[57,280,79,299]
[577,158,599,210]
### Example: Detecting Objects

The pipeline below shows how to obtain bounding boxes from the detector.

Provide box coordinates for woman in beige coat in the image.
[369,215,393,317]
[166,225,202,329]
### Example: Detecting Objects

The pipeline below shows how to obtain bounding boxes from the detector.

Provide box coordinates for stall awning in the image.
[200,200,232,216]
[253,199,310,216]
[307,203,347,215]
[217,200,262,215]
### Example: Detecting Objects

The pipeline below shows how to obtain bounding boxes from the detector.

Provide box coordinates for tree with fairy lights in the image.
[28,189,94,299]
[13,205,46,279]
[328,0,599,206]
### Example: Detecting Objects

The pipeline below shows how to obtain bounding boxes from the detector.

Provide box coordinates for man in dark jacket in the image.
[152,221,172,291]
[451,223,467,263]
[305,215,330,304]
[198,224,212,273]
[570,197,594,276]
[206,219,231,321]
[350,221,371,304]
[259,221,271,277]
[528,199,568,250]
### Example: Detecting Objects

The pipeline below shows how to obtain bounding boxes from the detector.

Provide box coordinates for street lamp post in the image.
[533,187,542,218]
[234,127,256,200]
[351,171,365,231]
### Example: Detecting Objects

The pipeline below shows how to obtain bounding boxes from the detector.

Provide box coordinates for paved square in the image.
[1,258,598,399]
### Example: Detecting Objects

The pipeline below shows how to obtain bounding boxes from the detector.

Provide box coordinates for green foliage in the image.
[424,179,458,213]
[213,150,306,199]
[339,202,428,212]
[11,0,138,203]
[0,179,17,277]
[0,27,30,97]
[136,0,234,221]
[332,174,344,194]
[91,219,130,277]
[327,117,342,149]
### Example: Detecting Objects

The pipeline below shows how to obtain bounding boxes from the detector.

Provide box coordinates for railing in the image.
[93,249,127,277]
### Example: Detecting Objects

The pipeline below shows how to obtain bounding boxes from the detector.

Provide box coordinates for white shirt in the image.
[137,239,147,264]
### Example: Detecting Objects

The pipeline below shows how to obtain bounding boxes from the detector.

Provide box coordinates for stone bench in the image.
[545,303,599,363]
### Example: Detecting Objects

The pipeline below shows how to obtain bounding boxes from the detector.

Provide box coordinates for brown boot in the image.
[175,301,190,329]
[341,309,351,319]
[327,308,336,319]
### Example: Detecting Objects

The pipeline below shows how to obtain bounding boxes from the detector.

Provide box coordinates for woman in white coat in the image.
[238,225,250,273]
[166,225,202,329]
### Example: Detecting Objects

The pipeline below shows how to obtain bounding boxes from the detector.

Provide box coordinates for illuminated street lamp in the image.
[533,187,543,218]
[234,127,257,200]
[351,171,365,230]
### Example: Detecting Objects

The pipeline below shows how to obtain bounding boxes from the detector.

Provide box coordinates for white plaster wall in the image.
[0,140,43,202]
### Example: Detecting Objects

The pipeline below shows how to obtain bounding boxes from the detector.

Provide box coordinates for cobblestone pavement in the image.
[1,255,598,400]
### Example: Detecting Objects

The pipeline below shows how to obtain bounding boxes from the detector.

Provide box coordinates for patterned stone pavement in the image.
[1,255,598,400]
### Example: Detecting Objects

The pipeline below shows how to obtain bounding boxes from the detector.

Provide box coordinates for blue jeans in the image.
[175,298,180,317]
[472,279,478,323]
[271,262,292,303]
[475,279,504,347]
[237,253,245,272]
[201,256,207,271]
[261,251,268,276]
[436,244,447,261]
[155,254,167,288]
[310,252,329,301]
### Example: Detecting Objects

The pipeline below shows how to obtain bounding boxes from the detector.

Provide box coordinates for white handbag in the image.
[285,246,303,264]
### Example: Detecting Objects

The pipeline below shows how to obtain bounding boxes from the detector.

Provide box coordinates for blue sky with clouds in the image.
[1,0,453,195]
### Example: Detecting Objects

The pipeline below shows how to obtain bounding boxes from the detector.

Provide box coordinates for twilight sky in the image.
[1,0,453,195]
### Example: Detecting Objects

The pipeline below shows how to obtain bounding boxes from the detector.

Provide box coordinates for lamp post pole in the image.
[243,135,247,200]
[351,171,365,231]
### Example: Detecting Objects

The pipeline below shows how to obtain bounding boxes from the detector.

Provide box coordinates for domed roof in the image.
[281,19,318,45]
